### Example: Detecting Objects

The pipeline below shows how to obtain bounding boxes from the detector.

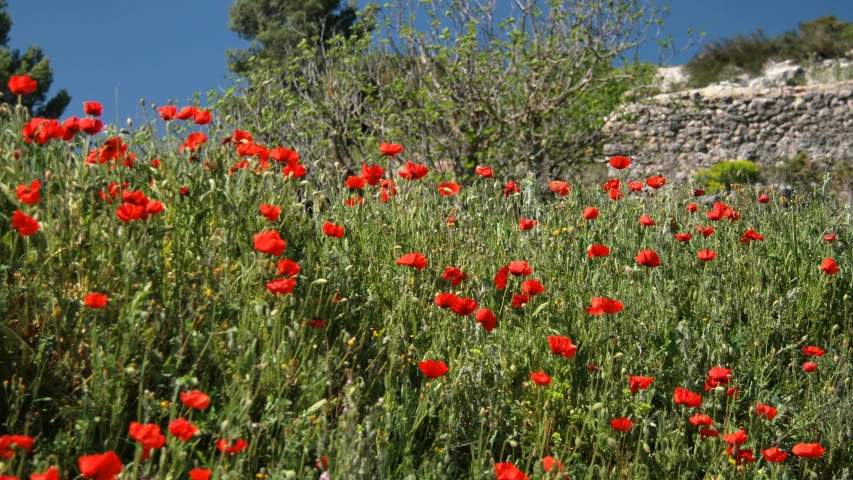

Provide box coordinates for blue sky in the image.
[6,0,853,122]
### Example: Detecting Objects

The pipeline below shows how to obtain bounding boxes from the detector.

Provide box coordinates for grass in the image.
[1,102,853,480]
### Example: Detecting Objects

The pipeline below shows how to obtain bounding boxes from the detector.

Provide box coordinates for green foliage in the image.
[0,0,70,118]
[695,160,760,191]
[684,15,853,88]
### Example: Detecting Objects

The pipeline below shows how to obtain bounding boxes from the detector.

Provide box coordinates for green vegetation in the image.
[695,160,761,191]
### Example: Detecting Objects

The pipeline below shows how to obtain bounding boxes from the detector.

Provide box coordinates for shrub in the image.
[695,160,760,190]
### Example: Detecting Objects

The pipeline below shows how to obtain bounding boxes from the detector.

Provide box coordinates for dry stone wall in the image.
[602,80,853,176]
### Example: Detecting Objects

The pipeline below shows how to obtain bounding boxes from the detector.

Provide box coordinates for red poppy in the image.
[646,176,666,189]
[62,116,81,140]
[29,467,60,480]
[587,245,610,258]
[216,439,248,455]
[11,210,40,236]
[627,375,654,393]
[193,110,211,124]
[707,366,731,384]
[693,189,706,196]
[530,371,552,386]
[723,429,748,446]
[434,293,459,309]
[438,182,462,196]
[450,297,478,316]
[688,413,713,426]
[518,218,537,230]
[512,293,532,307]
[820,257,839,275]
[585,297,624,315]
[253,231,286,256]
[727,386,741,398]
[446,217,456,225]
[398,162,429,180]
[0,434,34,459]
[494,462,529,480]
[180,186,190,196]
[547,336,577,359]
[267,278,296,295]
[754,403,778,421]
[727,446,756,465]
[609,156,631,169]
[673,387,702,408]
[168,418,198,441]
[602,179,621,191]
[707,202,740,221]
[508,261,533,276]
[397,253,428,271]
[361,164,385,185]
[755,194,770,204]
[78,451,123,480]
[129,422,166,460]
[802,345,825,357]
[79,118,103,136]
[588,364,598,371]
[175,106,198,120]
[519,279,544,295]
[548,180,571,196]
[610,417,633,432]
[158,105,177,121]
[178,132,208,153]
[82,101,103,117]
[791,443,825,459]
[675,233,692,242]
[379,142,404,157]
[803,361,818,372]
[189,468,212,480]
[542,456,563,473]
[275,259,301,277]
[270,147,300,166]
[346,176,366,189]
[583,207,599,220]
[180,390,211,410]
[419,359,449,378]
[475,166,494,178]
[697,250,717,262]
[259,204,281,222]
[762,447,788,463]
[309,318,325,328]
[609,189,624,200]
[686,203,698,213]
[635,250,661,268]
[698,428,719,439]
[628,181,644,192]
[493,265,509,290]
[697,225,714,237]
[9,74,38,95]
[83,293,109,309]
[475,308,497,331]
[824,233,837,242]
[739,229,765,243]
[442,267,468,286]
[502,181,520,197]
[282,164,307,178]
[322,222,345,238]
[639,214,655,227]
[115,203,144,223]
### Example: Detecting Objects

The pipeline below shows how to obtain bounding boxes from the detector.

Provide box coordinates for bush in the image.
[695,160,760,190]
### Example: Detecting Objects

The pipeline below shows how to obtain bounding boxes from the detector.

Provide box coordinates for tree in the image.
[227,0,359,73]
[0,1,70,118]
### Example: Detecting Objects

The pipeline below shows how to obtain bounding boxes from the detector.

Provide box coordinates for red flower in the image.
[739,229,765,243]
[803,361,818,372]
[168,418,199,441]
[419,359,449,378]
[11,210,40,236]
[175,106,198,120]
[270,147,300,166]
[627,375,654,393]
[446,217,456,225]
[821,257,839,275]
[754,403,778,421]
[15,180,40,205]
[266,278,296,295]
[609,189,624,200]
[587,245,610,258]
[79,118,103,135]
[707,366,731,384]
[646,176,666,189]
[698,428,718,439]
[673,387,702,408]
[84,293,109,309]
[78,451,122,480]
[129,422,166,458]
[180,132,208,153]
[547,336,577,359]
[346,176,366,189]
[84,101,103,116]
[309,318,325,328]
[508,261,533,276]
[494,462,529,480]
[475,166,494,178]
[518,218,537,230]
[758,194,770,203]
[530,371,552,386]
[635,250,661,268]
[727,386,741,398]
[9,75,38,95]
[253,231,286,256]
[180,390,211,410]
[216,439,248,455]
[726,446,756,465]
[791,443,825,459]
[189,468,212,480]
[345,196,364,207]
[610,417,633,432]
[762,447,788,463]
[723,429,748,446]
[687,203,698,213]
[180,186,190,196]
[693,189,706,196]
[585,297,624,315]
[397,253,428,271]
[697,225,714,237]
[276,259,301,277]
[802,345,825,357]
[609,156,631,169]
[627,181,644,192]
[259,204,281,221]
[688,413,713,426]
[582,207,599,220]
[520,279,545,295]
[158,105,177,121]
[29,467,60,480]
[0,434,34,459]
[824,233,837,242]
[512,293,532,307]
[602,179,621,191]
[442,267,468,286]
[434,293,459,308]
[379,142,404,157]
[398,162,429,180]
[282,164,307,178]
[475,308,497,331]
[322,222,345,238]
[697,250,717,262]
[115,204,145,223]
[675,232,692,242]
[548,180,571,196]
[639,214,656,226]
[438,182,462,196]
[361,164,385,185]
[193,110,211,125]
[707,202,740,221]
[542,456,563,473]
[450,297,479,316]
[494,266,509,290]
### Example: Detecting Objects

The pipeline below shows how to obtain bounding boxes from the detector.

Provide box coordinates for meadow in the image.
[1,75,853,479]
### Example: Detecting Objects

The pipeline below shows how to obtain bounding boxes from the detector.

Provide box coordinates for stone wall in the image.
[601,80,853,175]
